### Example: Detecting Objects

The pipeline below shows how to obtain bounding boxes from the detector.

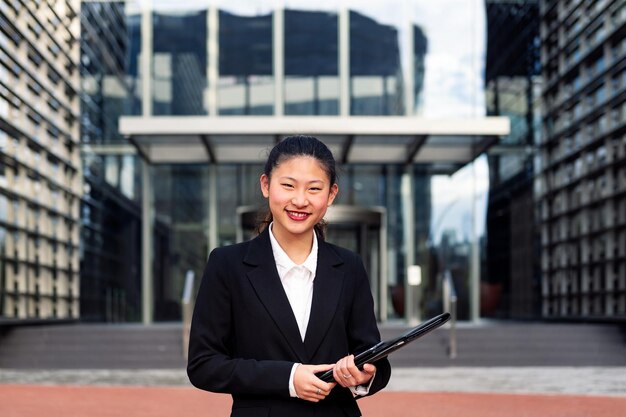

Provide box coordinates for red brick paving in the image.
[1,385,625,417]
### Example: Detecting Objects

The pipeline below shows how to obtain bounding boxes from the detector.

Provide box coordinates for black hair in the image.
[257,135,337,240]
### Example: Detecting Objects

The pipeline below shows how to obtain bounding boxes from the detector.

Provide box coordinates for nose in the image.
[291,190,308,207]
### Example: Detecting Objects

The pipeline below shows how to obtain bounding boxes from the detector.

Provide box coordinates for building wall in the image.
[0,0,82,320]
[538,0,626,319]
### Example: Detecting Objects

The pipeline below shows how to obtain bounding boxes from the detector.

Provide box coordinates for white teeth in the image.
[288,211,307,218]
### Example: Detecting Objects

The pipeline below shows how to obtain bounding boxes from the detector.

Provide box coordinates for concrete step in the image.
[380,322,626,367]
[0,323,186,369]
[0,321,624,369]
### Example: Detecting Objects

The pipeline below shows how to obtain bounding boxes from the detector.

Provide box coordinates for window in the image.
[612,108,621,127]
[47,97,60,112]
[27,48,43,66]
[0,194,7,221]
[574,101,582,119]
[598,115,608,133]
[27,22,43,38]
[47,67,61,85]
[596,85,606,105]
[28,80,43,96]
[595,56,605,74]
[48,43,60,58]
[573,75,582,91]
[10,199,19,226]
[612,76,621,95]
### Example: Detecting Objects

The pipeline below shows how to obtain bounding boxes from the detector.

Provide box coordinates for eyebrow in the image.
[278,176,325,184]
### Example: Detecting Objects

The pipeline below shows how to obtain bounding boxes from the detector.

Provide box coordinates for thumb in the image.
[362,363,376,374]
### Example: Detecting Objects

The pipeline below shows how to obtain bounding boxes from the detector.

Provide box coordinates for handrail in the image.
[442,270,458,359]
[181,270,195,360]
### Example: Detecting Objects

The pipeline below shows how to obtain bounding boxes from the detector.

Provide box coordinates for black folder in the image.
[316,312,451,383]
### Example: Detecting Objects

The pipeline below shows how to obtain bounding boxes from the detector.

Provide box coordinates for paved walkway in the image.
[1,368,625,417]
[1,384,625,417]
[2,367,625,396]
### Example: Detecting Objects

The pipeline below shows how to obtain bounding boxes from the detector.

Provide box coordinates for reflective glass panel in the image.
[153,165,210,320]
[152,7,208,115]
[350,10,403,115]
[218,10,273,115]
[284,9,339,115]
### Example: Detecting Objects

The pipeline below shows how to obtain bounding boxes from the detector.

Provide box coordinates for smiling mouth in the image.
[286,210,310,221]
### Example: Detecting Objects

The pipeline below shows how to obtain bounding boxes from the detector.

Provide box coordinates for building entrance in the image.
[236,205,388,321]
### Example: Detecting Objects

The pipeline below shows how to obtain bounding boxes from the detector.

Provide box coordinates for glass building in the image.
[119,0,509,324]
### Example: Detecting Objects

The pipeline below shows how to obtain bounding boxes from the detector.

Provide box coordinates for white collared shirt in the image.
[269,223,317,342]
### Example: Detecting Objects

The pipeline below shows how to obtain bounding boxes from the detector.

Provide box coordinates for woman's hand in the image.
[293,364,337,402]
[332,354,376,388]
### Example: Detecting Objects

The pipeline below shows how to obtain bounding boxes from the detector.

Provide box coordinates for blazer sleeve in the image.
[186,248,294,397]
[346,253,391,396]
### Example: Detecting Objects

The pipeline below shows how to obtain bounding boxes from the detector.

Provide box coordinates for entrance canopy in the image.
[119,116,510,173]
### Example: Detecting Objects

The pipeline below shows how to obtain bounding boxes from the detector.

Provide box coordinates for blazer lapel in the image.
[304,241,344,360]
[243,229,308,363]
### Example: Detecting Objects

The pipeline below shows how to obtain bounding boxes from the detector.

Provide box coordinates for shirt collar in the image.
[268,223,318,276]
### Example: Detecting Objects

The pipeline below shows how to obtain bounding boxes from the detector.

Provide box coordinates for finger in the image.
[334,365,354,387]
[333,365,350,387]
[311,363,335,372]
[310,386,326,402]
[343,355,360,381]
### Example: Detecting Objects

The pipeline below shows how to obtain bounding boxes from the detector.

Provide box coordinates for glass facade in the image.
[79,1,143,322]
[120,0,495,323]
[152,164,210,320]
[483,0,542,319]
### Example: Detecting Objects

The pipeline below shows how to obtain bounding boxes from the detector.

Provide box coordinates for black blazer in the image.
[187,228,391,417]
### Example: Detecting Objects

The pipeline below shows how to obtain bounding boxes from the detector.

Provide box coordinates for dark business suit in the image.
[187,228,391,417]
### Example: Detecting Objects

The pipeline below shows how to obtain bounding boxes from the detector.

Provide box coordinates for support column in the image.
[470,162,480,321]
[207,7,219,116]
[208,164,218,257]
[339,8,350,117]
[141,2,153,325]
[273,8,284,116]
[404,19,415,115]
[141,3,153,116]
[379,210,388,322]
[141,159,153,325]
[401,166,420,325]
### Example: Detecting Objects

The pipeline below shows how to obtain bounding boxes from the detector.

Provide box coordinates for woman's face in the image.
[260,156,338,242]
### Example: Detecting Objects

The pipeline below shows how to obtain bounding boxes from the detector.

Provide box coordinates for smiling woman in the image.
[259,136,338,246]
[187,135,391,417]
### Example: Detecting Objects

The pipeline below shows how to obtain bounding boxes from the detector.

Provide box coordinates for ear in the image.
[327,183,338,206]
[260,174,270,198]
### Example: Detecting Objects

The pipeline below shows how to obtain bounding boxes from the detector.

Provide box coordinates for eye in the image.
[309,187,322,192]
[281,183,294,189]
